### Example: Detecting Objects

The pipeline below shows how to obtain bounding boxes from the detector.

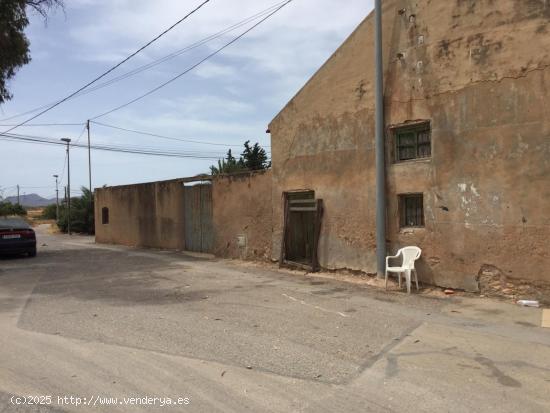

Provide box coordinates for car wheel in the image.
[28,248,37,257]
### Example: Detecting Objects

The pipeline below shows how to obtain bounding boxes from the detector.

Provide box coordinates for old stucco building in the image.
[95,0,550,293]
[268,0,550,290]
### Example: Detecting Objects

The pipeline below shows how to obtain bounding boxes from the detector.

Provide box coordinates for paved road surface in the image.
[0,225,548,412]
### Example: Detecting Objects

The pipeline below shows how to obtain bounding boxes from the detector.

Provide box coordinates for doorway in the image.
[280,191,323,271]
[184,183,213,253]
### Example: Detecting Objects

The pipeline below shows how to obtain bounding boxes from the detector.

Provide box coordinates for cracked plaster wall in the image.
[269,0,550,291]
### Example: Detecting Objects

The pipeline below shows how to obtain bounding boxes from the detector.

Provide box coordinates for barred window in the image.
[395,123,431,161]
[400,194,424,228]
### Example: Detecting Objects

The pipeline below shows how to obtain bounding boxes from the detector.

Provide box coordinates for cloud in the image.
[194,61,238,79]
[1,0,371,194]
[68,0,369,72]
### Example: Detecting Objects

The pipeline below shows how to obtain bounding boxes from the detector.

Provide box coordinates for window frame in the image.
[393,121,432,163]
[399,193,425,229]
[101,207,109,225]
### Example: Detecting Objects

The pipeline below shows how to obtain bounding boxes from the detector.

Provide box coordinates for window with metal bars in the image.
[400,194,424,228]
[395,123,431,162]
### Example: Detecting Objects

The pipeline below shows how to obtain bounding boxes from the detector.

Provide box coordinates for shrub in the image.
[56,187,94,234]
[0,201,27,216]
[41,203,57,219]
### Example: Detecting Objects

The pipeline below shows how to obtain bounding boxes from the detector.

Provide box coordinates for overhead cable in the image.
[0,1,286,123]
[91,0,293,119]
[1,0,211,133]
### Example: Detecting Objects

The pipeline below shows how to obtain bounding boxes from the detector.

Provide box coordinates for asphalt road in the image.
[0,225,549,412]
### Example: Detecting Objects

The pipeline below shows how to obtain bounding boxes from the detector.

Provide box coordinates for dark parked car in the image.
[0,217,36,257]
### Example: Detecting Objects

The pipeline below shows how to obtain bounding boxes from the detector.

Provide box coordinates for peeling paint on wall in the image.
[269,0,550,290]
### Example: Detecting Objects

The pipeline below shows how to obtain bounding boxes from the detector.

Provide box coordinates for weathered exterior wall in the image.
[95,173,273,259]
[269,0,550,290]
[95,180,186,250]
[212,170,273,260]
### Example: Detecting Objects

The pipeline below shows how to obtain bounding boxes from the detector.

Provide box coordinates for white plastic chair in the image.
[385,246,422,294]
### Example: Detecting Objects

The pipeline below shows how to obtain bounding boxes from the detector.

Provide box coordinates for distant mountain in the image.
[3,193,56,207]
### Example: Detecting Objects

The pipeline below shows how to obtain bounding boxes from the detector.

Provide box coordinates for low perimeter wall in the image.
[95,180,185,250]
[212,170,273,260]
[95,171,273,261]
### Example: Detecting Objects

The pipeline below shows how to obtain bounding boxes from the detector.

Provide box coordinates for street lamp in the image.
[60,138,71,235]
[53,174,59,221]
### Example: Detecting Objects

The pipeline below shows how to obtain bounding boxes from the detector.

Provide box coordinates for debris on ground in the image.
[517,300,540,308]
[444,289,455,295]
[479,265,550,306]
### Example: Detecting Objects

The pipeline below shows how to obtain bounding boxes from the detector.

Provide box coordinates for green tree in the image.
[209,142,270,175]
[210,149,246,175]
[57,186,94,234]
[41,203,57,219]
[0,0,63,104]
[241,140,269,171]
[0,201,27,216]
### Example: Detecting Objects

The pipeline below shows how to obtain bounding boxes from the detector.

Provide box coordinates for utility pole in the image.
[53,174,59,221]
[375,0,386,278]
[87,120,92,205]
[17,184,20,205]
[61,138,72,235]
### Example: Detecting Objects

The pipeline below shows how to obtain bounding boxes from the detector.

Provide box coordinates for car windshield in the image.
[0,217,31,230]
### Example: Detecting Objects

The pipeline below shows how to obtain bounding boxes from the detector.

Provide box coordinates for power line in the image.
[73,124,88,144]
[0,1,288,123]
[91,0,293,119]
[91,121,246,147]
[0,132,221,159]
[1,0,211,134]
[83,2,288,93]
[59,150,68,186]
[0,123,85,127]
[72,123,247,154]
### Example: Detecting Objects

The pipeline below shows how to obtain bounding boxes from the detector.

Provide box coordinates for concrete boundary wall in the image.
[212,170,273,260]
[95,179,186,250]
[94,171,273,261]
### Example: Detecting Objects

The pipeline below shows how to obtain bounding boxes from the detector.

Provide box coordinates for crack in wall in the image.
[387,63,550,104]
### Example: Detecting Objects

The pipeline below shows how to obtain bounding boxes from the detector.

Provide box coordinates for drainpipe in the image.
[374,0,386,277]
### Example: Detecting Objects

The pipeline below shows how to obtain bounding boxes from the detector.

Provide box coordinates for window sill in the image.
[399,227,425,235]
[393,158,432,166]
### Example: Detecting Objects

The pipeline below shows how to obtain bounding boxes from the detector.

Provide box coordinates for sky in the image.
[0,0,372,200]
